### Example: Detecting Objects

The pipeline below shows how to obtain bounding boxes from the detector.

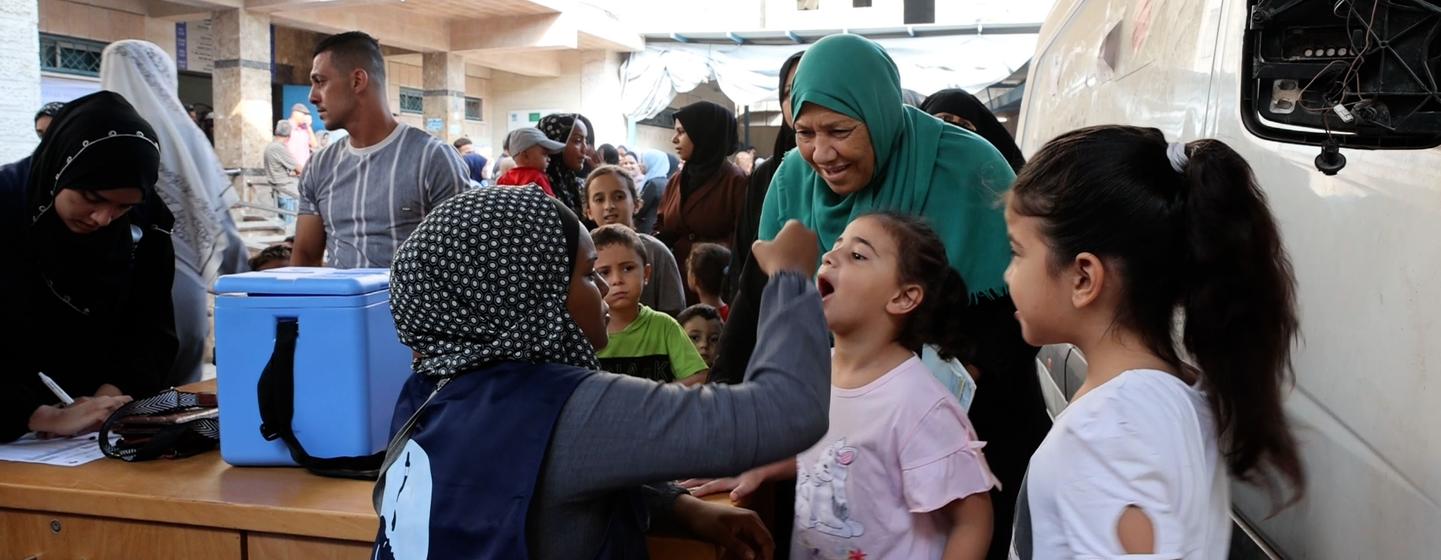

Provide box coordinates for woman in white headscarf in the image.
[634,149,670,235]
[100,40,248,386]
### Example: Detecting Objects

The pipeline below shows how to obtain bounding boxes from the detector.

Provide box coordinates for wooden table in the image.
[0,381,733,559]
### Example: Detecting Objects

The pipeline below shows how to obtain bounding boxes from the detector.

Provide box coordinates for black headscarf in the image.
[390,186,599,378]
[920,89,1026,174]
[538,113,587,219]
[769,51,805,160]
[714,50,805,382]
[1,91,178,439]
[576,114,599,178]
[674,101,738,198]
[24,91,170,317]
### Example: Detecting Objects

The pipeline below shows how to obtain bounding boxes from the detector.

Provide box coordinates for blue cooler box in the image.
[214,267,411,466]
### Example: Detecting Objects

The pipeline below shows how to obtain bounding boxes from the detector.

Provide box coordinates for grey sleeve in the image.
[651,241,688,315]
[271,144,298,173]
[297,154,320,215]
[423,141,469,212]
[542,271,830,502]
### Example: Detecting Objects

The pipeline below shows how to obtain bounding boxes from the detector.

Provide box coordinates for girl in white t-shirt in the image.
[1002,126,1306,559]
[686,212,999,560]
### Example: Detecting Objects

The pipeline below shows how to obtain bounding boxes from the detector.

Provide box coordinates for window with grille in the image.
[465,97,483,121]
[39,34,106,77]
[399,87,423,114]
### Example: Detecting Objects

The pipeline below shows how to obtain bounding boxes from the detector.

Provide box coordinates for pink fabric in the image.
[792,356,998,560]
[287,125,313,167]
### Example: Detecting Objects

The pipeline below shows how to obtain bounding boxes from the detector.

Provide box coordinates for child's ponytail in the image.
[924,266,978,363]
[1178,139,1304,499]
[1009,125,1304,503]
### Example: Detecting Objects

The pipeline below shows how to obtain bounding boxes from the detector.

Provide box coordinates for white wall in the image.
[580,50,627,148]
[633,124,673,154]
[1,0,42,162]
[486,50,630,156]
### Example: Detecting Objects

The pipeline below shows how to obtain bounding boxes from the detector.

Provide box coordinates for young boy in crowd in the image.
[687,243,732,320]
[584,165,686,315]
[495,127,564,197]
[592,225,708,385]
[248,243,293,271]
[677,304,723,368]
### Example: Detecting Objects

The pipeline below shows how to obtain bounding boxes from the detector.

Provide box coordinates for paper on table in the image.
[0,433,116,467]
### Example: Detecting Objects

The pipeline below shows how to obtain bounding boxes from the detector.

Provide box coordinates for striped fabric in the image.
[298,124,470,268]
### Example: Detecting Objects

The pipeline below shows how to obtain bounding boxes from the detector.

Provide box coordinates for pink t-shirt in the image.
[792,356,998,560]
[287,125,313,167]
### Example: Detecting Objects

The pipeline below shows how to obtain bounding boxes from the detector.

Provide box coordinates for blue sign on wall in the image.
[280,84,327,133]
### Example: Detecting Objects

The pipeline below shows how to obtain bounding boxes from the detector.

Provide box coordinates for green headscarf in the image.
[758,34,1015,299]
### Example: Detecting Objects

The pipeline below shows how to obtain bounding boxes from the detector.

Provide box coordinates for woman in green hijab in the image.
[756,34,1052,560]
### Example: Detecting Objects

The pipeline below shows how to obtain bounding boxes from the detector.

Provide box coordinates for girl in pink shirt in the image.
[687,212,998,559]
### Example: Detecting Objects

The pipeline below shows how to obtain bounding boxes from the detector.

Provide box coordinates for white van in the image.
[1017,0,1441,557]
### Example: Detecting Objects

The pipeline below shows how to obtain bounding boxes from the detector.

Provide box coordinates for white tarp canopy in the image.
[620,33,1039,121]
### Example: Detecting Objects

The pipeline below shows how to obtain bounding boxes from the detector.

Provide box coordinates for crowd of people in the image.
[2,28,1307,560]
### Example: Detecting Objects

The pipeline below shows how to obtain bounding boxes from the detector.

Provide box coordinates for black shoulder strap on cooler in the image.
[257,318,383,480]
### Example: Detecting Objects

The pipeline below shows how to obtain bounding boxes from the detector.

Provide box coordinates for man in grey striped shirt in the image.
[291,31,468,269]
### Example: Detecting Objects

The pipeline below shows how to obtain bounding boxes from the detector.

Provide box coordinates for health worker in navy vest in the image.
[375,185,831,559]
[0,91,178,443]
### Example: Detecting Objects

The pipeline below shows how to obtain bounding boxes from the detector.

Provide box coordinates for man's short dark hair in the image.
[314,31,386,85]
[453,137,472,151]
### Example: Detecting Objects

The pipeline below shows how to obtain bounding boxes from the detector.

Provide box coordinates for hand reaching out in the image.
[753,220,820,279]
[678,465,770,506]
[673,493,774,560]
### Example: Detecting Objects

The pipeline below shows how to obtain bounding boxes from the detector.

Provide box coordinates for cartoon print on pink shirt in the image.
[796,438,865,538]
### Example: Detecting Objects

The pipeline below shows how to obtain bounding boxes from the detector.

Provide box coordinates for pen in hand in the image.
[38,372,75,407]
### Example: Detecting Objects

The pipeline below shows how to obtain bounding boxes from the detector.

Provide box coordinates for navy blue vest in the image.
[372,361,647,559]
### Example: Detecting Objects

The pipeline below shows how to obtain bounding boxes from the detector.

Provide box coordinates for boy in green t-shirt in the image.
[592,224,709,385]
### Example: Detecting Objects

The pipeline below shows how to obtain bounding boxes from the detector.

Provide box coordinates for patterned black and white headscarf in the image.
[390,185,599,377]
[538,113,586,218]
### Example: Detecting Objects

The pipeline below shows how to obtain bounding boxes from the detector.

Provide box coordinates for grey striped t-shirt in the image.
[298,124,469,268]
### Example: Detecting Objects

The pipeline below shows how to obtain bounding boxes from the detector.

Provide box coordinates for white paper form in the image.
[0,433,115,467]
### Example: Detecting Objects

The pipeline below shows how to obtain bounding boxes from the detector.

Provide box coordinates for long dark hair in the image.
[1009,125,1304,502]
[865,212,976,364]
[772,51,805,159]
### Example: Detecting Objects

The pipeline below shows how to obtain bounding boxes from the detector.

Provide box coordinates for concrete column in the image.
[579,49,625,146]
[422,52,466,143]
[212,9,272,181]
[0,0,41,162]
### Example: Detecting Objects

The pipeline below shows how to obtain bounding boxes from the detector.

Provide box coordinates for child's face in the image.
[683,316,723,366]
[816,216,907,335]
[587,174,637,229]
[566,230,610,351]
[595,243,650,313]
[1004,199,1074,347]
[515,145,550,170]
